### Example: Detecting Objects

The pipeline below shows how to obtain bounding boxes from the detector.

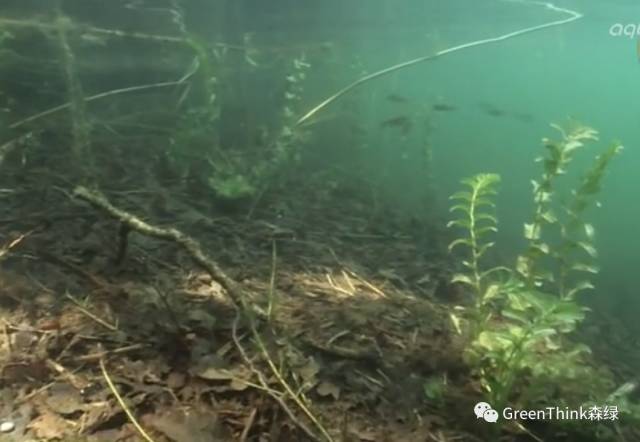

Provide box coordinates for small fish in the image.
[479,102,506,117]
[478,102,534,122]
[485,108,505,117]
[386,94,408,103]
[380,115,413,135]
[432,103,457,112]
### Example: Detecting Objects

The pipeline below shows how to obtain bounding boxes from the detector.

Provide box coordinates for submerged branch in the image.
[72,186,245,309]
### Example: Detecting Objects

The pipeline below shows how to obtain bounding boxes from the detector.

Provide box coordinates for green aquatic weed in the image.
[517,122,599,289]
[447,173,508,338]
[447,122,622,431]
[208,173,255,200]
[555,141,623,299]
[515,122,622,298]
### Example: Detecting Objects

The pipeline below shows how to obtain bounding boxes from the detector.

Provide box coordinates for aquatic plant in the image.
[208,173,255,201]
[165,32,222,180]
[517,123,599,290]
[183,35,221,123]
[447,123,622,433]
[55,13,92,165]
[555,141,623,299]
[272,54,311,169]
[514,123,623,300]
[447,173,507,338]
[168,48,311,205]
[448,172,589,415]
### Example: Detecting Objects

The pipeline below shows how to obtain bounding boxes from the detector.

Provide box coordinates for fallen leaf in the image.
[298,357,320,383]
[3,360,49,383]
[167,372,186,390]
[195,366,234,381]
[28,411,69,440]
[146,409,232,442]
[229,377,249,391]
[316,381,340,400]
[45,383,85,415]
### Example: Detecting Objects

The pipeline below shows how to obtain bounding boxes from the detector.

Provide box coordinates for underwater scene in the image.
[0,0,638,441]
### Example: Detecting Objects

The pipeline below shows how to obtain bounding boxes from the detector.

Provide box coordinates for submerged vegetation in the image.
[448,124,631,439]
[0,2,637,442]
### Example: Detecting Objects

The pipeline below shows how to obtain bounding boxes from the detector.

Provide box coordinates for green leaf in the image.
[474,198,496,208]
[516,255,531,278]
[506,325,525,339]
[524,223,540,240]
[531,328,557,339]
[447,219,470,229]
[448,238,472,251]
[531,242,550,255]
[531,179,540,193]
[475,330,514,351]
[511,290,555,312]
[483,284,502,303]
[541,211,557,224]
[550,301,586,324]
[451,274,474,286]
[566,280,595,298]
[572,263,599,274]
[450,191,472,201]
[449,204,470,214]
[476,213,498,224]
[506,291,532,311]
[534,190,552,203]
[476,226,498,236]
[577,241,598,258]
[449,313,463,335]
[477,242,495,258]
[584,223,595,240]
[567,343,592,357]
[480,267,512,279]
[502,308,529,324]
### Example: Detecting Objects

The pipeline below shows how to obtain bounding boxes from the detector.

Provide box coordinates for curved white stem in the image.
[296,1,583,126]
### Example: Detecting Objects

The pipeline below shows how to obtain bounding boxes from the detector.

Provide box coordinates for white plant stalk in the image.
[296,1,583,126]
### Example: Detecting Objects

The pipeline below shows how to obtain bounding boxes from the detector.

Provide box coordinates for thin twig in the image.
[348,270,387,298]
[232,311,322,442]
[65,292,118,331]
[75,344,145,362]
[16,380,58,405]
[0,227,38,261]
[513,421,545,442]
[0,17,246,49]
[10,82,182,129]
[267,240,277,321]
[249,319,334,441]
[239,408,257,442]
[341,270,356,293]
[100,357,156,442]
[45,359,87,390]
[326,273,353,296]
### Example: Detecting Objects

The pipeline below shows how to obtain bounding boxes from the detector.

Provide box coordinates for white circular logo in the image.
[474,402,499,423]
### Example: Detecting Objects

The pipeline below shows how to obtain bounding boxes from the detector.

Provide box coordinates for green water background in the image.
[251,0,639,324]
